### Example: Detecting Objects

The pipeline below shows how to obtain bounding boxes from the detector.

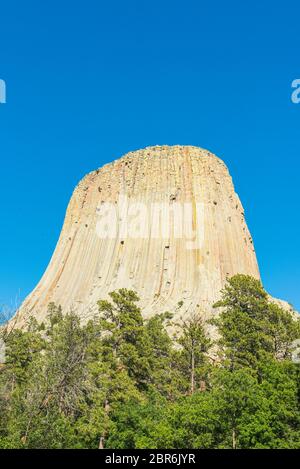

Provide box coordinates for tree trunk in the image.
[190,349,195,394]
[98,399,110,449]
[232,427,237,449]
[98,436,105,449]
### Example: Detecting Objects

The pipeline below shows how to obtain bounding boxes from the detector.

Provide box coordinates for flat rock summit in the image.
[15,145,262,327]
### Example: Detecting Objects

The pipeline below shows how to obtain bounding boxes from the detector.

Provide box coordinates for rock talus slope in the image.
[16,146,260,326]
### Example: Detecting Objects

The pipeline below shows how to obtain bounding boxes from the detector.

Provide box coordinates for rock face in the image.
[15,146,260,327]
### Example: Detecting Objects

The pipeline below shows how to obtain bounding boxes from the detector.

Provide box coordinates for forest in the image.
[0,275,299,449]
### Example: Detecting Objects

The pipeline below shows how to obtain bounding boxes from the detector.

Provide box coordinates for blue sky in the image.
[0,0,299,312]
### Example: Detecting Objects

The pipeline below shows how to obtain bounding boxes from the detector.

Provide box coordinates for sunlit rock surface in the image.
[15,146,261,326]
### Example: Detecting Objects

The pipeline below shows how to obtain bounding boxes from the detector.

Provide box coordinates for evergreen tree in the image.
[175,315,212,394]
[0,279,299,449]
[212,274,300,371]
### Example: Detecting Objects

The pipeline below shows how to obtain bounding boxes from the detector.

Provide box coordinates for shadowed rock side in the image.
[15,146,260,327]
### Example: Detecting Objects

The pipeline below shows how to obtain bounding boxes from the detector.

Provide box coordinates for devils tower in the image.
[15,146,260,327]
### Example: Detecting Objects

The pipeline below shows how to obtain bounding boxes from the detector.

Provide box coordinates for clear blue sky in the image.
[0,1,299,312]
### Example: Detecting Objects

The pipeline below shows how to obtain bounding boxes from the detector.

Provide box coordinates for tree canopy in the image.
[0,276,299,449]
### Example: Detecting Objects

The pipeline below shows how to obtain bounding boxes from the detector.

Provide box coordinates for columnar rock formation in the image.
[15,146,260,327]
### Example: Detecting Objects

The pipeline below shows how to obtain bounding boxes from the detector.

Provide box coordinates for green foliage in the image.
[175,315,212,394]
[0,278,299,449]
[212,274,300,371]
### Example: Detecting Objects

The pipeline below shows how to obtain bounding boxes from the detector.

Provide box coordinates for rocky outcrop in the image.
[15,145,260,327]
